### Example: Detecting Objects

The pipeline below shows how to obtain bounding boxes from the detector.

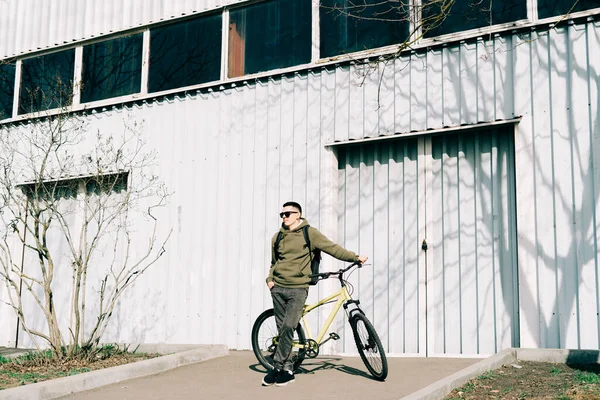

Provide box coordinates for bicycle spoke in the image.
[350,313,388,380]
[355,319,383,371]
[251,308,307,372]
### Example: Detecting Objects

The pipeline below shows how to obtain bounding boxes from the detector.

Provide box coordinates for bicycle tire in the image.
[251,308,307,372]
[349,312,388,381]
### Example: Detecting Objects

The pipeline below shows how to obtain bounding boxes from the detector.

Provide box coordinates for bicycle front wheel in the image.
[349,312,388,381]
[251,308,306,372]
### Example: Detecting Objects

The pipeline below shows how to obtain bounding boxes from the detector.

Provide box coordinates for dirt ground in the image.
[0,351,158,390]
[445,361,600,399]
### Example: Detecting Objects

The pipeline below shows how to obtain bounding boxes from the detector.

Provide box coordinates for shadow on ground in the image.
[248,356,374,380]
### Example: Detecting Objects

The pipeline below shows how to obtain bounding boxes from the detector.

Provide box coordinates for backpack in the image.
[274,226,322,285]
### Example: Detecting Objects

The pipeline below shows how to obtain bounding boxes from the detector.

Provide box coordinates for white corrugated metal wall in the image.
[514,22,600,350]
[0,1,599,354]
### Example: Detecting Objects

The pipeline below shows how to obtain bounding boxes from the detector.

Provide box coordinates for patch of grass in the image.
[479,371,495,380]
[457,381,476,393]
[0,356,9,364]
[550,366,563,375]
[574,371,600,384]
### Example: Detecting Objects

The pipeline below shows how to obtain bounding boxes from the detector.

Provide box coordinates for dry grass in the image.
[0,345,159,390]
[445,361,600,399]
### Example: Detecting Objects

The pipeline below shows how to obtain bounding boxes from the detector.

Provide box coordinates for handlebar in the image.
[309,260,364,282]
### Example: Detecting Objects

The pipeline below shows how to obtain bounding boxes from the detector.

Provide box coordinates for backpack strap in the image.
[302,226,311,253]
[273,231,284,261]
[302,226,321,261]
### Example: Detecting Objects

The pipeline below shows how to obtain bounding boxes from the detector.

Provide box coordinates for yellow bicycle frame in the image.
[297,285,352,346]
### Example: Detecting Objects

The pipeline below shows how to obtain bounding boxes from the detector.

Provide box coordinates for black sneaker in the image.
[262,368,280,386]
[275,370,295,386]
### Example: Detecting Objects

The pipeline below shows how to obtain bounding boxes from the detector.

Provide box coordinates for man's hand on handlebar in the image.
[357,255,368,264]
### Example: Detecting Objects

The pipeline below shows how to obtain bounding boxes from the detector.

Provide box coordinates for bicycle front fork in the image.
[343,299,363,319]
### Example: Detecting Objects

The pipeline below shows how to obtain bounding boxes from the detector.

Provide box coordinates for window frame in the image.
[18,48,76,115]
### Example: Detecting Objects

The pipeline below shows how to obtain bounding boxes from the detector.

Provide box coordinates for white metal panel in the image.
[443,46,462,127]
[428,128,518,356]
[338,139,422,356]
[460,41,478,124]
[339,148,360,353]
[411,52,427,132]
[427,48,444,128]
[477,39,494,123]
[493,35,515,120]
[292,74,309,204]
[347,64,362,141]
[458,133,478,355]
[550,25,578,349]
[476,134,496,354]
[279,76,295,201]
[534,29,561,348]
[565,20,600,349]
[251,80,271,317]
[394,55,412,134]
[378,60,395,135]
[364,63,380,138]
[373,143,390,349]
[513,30,539,349]
[590,20,600,350]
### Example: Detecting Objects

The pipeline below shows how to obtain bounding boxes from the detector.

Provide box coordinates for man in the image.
[262,201,368,386]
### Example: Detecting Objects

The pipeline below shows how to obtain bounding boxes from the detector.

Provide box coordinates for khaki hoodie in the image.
[266,219,358,288]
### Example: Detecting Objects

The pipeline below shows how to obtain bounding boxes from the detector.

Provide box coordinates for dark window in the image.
[422,0,527,38]
[149,14,222,93]
[228,0,311,78]
[320,0,410,58]
[20,180,79,201]
[0,61,15,119]
[81,34,143,103]
[19,172,128,201]
[85,172,128,195]
[19,49,75,114]
[538,0,600,19]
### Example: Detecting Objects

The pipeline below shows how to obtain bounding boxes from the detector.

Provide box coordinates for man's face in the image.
[280,205,301,228]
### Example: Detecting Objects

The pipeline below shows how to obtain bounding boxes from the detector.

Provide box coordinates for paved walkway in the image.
[56,351,479,400]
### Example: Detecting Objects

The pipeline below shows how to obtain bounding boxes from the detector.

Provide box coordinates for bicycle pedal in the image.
[329,332,340,340]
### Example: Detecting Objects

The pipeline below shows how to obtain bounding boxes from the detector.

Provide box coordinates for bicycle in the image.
[251,261,388,381]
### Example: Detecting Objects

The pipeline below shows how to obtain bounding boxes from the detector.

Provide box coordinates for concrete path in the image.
[57,351,479,400]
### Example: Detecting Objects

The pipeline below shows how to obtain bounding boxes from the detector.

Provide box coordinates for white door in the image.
[336,127,519,357]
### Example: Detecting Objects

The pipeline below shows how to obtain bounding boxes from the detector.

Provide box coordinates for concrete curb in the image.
[517,348,600,364]
[400,348,600,400]
[400,349,517,400]
[0,344,228,400]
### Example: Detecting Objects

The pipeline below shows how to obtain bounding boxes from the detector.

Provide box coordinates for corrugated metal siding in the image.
[0,15,599,354]
[337,139,423,355]
[514,21,600,350]
[0,0,245,58]
[427,129,519,356]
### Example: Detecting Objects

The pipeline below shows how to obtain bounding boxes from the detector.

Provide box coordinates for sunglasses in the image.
[279,211,299,218]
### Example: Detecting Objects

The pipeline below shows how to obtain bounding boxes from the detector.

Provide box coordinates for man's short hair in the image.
[283,201,302,215]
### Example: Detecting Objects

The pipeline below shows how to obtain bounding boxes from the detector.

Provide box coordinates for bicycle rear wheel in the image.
[349,312,388,381]
[251,308,306,372]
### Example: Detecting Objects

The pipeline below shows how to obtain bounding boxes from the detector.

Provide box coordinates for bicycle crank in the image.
[304,339,320,358]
